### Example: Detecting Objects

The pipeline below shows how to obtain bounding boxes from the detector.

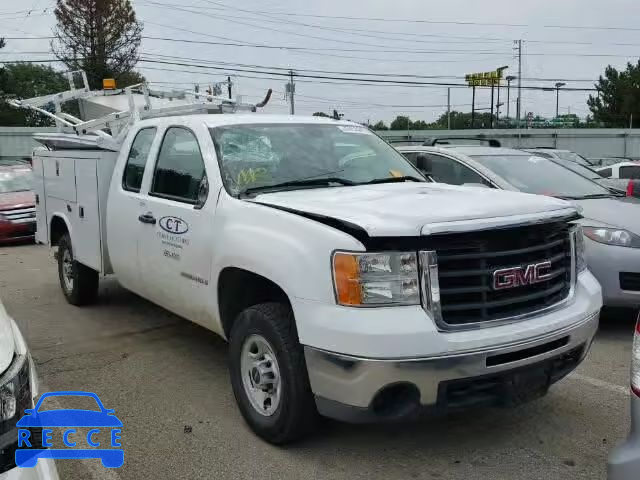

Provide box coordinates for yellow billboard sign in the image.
[465,70,504,87]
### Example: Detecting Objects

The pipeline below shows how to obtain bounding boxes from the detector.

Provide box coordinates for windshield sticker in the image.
[337,125,372,135]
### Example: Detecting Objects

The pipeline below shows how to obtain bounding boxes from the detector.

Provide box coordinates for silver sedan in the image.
[397,145,640,308]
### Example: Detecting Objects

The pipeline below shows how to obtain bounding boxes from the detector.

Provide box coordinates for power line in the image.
[158,2,640,32]
[143,1,512,54]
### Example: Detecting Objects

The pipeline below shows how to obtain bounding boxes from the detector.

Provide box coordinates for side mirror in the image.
[194,176,209,210]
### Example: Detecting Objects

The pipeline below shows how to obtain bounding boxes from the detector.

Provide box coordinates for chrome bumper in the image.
[305,311,599,422]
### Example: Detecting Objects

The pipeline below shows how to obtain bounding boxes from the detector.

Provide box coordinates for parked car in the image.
[607,312,640,480]
[0,164,36,244]
[589,157,634,168]
[596,162,640,198]
[522,148,596,167]
[397,145,640,309]
[0,298,59,479]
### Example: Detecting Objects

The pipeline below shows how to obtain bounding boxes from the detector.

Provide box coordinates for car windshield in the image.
[0,169,33,194]
[551,157,602,180]
[470,154,612,198]
[209,123,425,195]
[554,151,593,167]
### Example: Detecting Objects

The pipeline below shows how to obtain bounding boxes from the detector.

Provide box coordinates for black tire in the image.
[228,302,317,444]
[57,233,99,306]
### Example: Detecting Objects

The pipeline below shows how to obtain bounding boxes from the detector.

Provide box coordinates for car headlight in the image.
[572,225,587,273]
[332,251,420,306]
[583,226,640,248]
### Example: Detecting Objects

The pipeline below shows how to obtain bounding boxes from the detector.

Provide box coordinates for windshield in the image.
[0,169,33,194]
[554,151,593,167]
[470,155,612,198]
[551,157,602,180]
[209,123,424,195]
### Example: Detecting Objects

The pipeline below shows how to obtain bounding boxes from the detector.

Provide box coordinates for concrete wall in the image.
[378,128,640,159]
[0,127,57,161]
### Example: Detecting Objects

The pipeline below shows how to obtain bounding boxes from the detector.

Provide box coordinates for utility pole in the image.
[515,40,522,130]
[227,76,232,99]
[471,86,476,129]
[447,87,451,130]
[287,70,295,115]
[555,82,566,118]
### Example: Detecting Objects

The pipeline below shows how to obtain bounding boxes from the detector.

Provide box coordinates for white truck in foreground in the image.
[20,78,602,444]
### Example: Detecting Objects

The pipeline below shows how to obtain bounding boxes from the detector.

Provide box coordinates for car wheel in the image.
[228,302,317,444]
[57,233,99,306]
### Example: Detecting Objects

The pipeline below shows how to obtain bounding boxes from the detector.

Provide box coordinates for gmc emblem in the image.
[493,261,553,290]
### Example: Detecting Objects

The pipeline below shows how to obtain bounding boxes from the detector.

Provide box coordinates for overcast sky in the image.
[2,0,640,124]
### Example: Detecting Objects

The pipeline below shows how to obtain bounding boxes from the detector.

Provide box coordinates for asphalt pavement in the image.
[0,244,636,480]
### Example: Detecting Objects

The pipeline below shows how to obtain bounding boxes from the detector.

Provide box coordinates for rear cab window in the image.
[123,128,157,192]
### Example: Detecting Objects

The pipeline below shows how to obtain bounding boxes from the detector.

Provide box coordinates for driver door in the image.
[137,126,214,326]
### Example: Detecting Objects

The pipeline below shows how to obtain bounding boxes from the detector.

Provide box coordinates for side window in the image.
[598,168,612,178]
[150,128,206,203]
[619,166,640,180]
[123,128,156,192]
[427,154,488,186]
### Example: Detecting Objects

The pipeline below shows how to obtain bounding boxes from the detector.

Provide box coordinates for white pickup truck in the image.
[31,112,602,444]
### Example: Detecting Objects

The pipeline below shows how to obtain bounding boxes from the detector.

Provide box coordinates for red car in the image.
[0,164,36,244]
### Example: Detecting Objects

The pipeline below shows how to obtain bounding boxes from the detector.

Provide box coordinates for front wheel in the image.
[57,233,99,306]
[228,302,317,444]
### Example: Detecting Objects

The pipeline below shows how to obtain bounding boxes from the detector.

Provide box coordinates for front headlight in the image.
[332,251,420,306]
[583,226,640,248]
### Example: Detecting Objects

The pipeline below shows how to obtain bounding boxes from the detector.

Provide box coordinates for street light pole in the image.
[555,82,566,118]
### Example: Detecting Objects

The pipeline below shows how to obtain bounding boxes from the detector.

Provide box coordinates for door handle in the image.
[138,213,156,225]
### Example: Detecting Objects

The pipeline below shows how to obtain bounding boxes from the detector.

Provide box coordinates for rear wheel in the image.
[228,302,317,444]
[57,233,99,305]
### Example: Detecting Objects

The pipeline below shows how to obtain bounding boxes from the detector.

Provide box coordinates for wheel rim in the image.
[240,334,282,417]
[61,248,74,292]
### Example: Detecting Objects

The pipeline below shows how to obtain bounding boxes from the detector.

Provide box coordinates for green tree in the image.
[0,63,71,126]
[587,61,640,128]
[52,0,143,89]
[390,115,411,130]
[370,120,388,130]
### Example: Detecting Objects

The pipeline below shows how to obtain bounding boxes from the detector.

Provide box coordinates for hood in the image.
[251,183,575,237]
[0,301,16,374]
[0,191,34,210]
[574,196,640,234]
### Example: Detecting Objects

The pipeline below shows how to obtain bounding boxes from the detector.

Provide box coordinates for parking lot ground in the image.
[0,243,635,480]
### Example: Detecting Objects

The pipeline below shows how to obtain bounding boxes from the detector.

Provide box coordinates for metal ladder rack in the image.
[8,70,272,151]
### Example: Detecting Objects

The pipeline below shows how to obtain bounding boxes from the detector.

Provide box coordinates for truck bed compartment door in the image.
[73,159,102,271]
[32,155,48,244]
[43,156,76,202]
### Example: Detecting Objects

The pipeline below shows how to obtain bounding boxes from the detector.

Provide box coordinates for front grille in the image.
[620,272,640,292]
[432,222,573,327]
[0,206,35,224]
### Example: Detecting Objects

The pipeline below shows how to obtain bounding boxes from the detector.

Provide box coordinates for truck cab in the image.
[22,79,602,444]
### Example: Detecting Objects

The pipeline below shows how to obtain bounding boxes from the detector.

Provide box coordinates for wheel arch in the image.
[217,267,292,340]
[49,213,71,246]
